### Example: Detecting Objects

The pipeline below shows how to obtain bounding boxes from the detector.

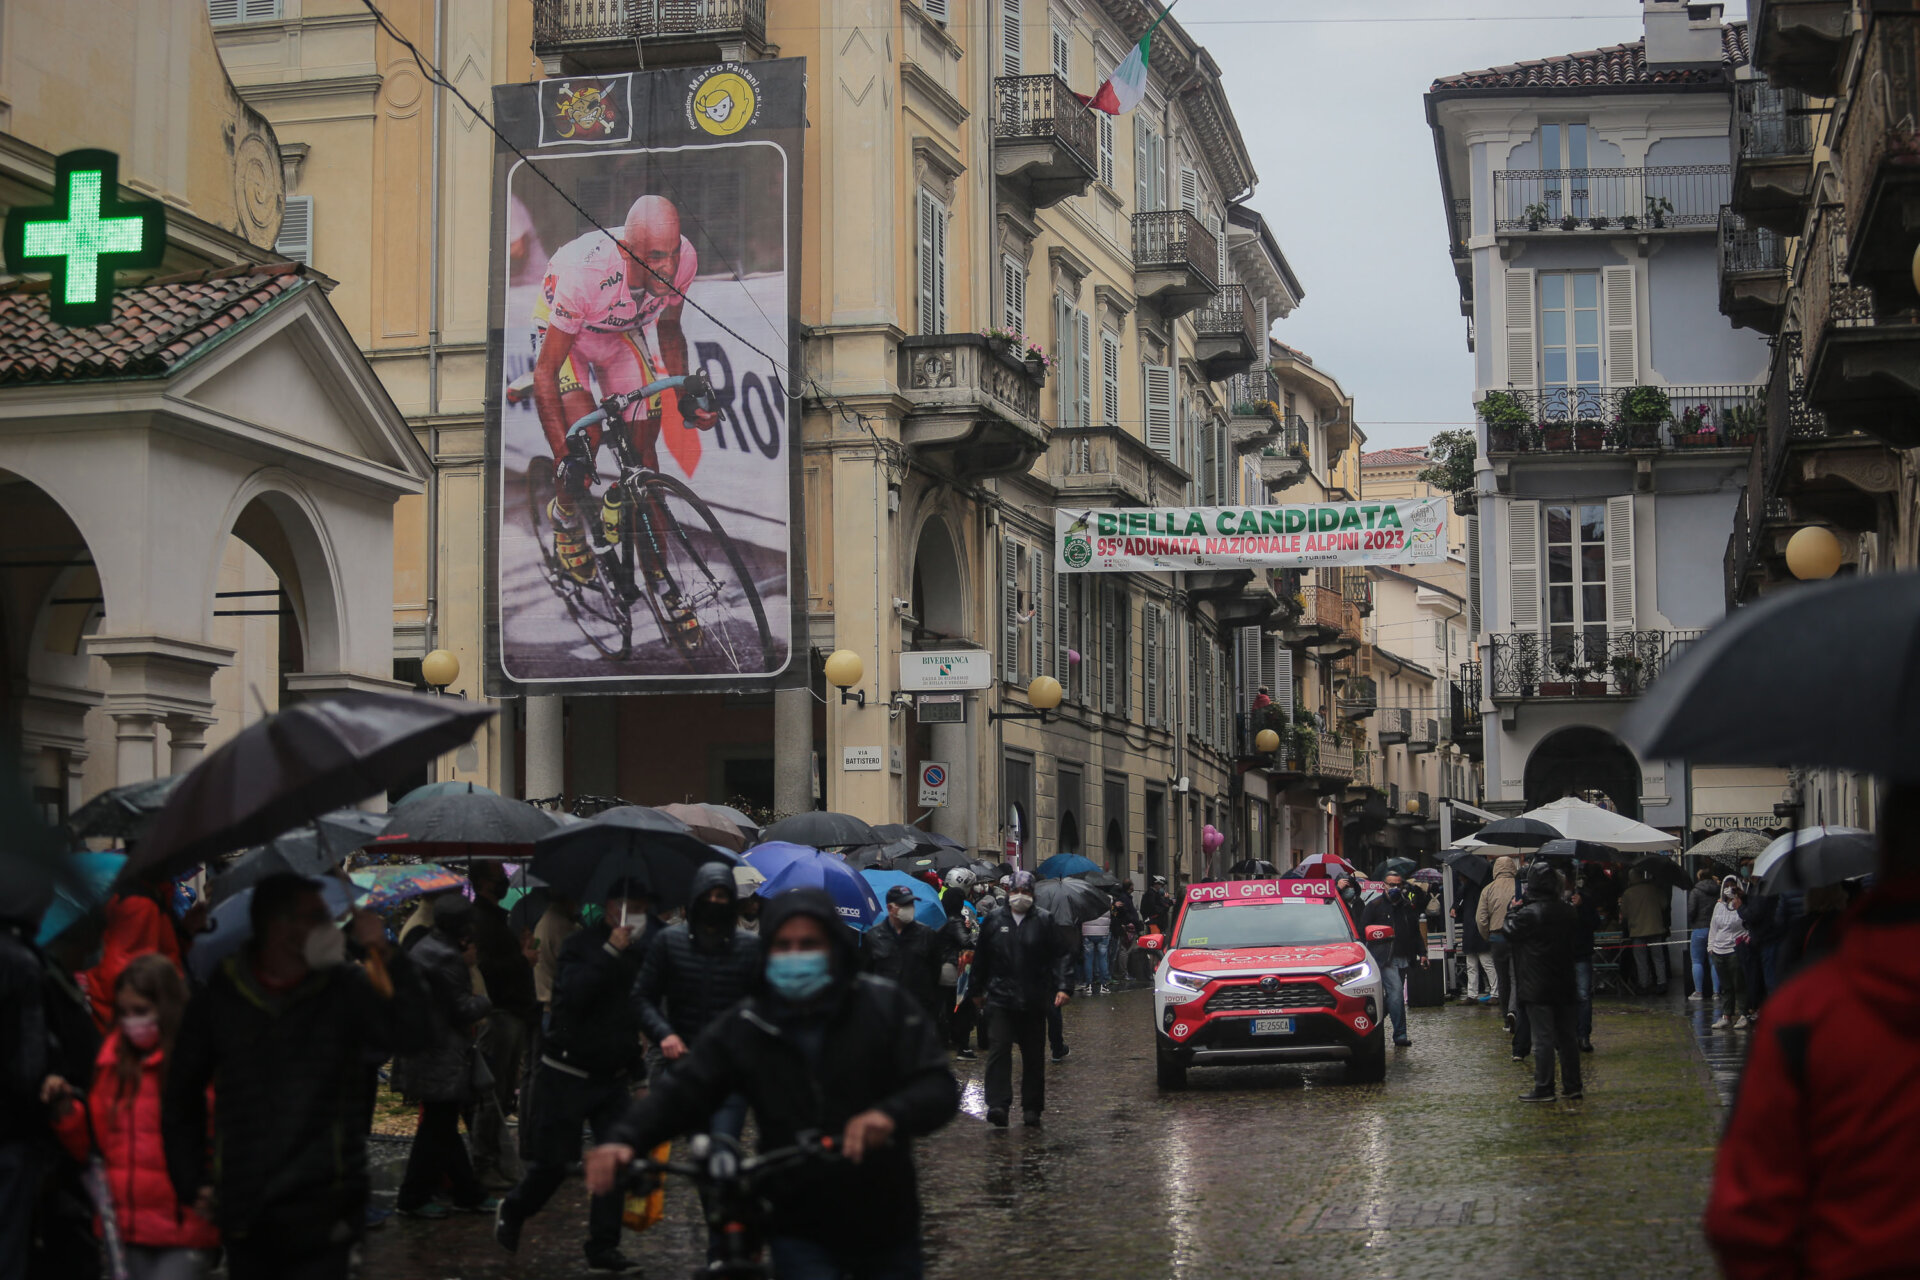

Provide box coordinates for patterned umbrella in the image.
[350,863,464,912]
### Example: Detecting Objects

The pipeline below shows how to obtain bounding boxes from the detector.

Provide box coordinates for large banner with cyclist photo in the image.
[484,61,803,694]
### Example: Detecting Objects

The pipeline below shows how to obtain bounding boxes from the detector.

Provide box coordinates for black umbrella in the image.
[1475,817,1563,848]
[206,808,391,905]
[1755,827,1878,892]
[1632,855,1693,893]
[126,692,494,883]
[1034,876,1111,926]
[893,846,974,875]
[1622,570,1920,778]
[843,842,906,871]
[375,790,554,849]
[1076,867,1123,890]
[1439,848,1493,887]
[531,805,732,908]
[507,887,553,933]
[65,774,186,843]
[870,823,965,853]
[1227,858,1282,879]
[1373,857,1417,880]
[1536,838,1633,864]
[759,811,879,850]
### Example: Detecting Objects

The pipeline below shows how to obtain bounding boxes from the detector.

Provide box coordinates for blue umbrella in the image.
[189,876,355,983]
[36,852,127,947]
[1036,853,1100,879]
[744,841,831,881]
[759,849,881,929]
[858,870,947,930]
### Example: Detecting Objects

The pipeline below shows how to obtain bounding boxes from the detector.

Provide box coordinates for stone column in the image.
[112,713,160,786]
[524,695,565,801]
[773,685,813,814]
[164,715,214,775]
[87,635,233,790]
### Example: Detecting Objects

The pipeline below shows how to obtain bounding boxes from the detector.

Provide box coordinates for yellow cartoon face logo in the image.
[690,71,756,136]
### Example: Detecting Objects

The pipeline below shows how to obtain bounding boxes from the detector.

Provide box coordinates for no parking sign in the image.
[918,762,949,808]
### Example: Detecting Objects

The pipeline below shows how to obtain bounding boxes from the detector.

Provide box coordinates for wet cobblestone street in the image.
[363,988,1733,1279]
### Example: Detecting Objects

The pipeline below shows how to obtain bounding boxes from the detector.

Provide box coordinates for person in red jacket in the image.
[83,882,184,1031]
[52,953,218,1278]
[1705,790,1920,1280]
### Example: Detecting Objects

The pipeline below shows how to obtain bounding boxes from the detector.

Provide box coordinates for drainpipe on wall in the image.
[423,0,445,653]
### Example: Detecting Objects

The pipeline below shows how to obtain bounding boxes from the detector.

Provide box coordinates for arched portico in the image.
[1524,725,1643,819]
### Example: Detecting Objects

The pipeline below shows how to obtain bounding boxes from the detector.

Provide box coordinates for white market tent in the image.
[1517,797,1680,852]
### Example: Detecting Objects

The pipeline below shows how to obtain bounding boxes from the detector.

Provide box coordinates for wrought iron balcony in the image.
[899,335,1048,480]
[1719,207,1789,334]
[1283,584,1362,655]
[992,75,1098,210]
[1409,717,1439,754]
[1732,78,1819,236]
[1131,210,1218,318]
[533,0,767,69]
[1835,14,1920,302]
[1801,204,1920,446]
[1228,372,1284,454]
[1376,705,1411,746]
[1257,416,1309,493]
[1050,425,1185,507]
[1493,166,1731,234]
[1337,674,1377,721]
[1453,663,1483,759]
[1750,0,1853,97]
[1487,631,1706,702]
[1479,385,1767,455]
[1193,284,1260,381]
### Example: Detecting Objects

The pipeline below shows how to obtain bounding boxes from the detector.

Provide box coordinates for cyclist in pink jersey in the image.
[531,195,716,588]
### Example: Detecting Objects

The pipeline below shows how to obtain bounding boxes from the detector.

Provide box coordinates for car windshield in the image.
[1173,900,1355,949]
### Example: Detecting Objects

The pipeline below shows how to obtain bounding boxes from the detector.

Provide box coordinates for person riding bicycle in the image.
[585,888,959,1279]
[531,195,720,624]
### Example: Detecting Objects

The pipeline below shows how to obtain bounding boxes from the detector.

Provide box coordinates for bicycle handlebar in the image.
[565,371,716,442]
[622,1133,839,1193]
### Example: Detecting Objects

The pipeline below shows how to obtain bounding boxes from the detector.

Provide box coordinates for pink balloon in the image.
[1202,825,1224,853]
[1066,648,1082,665]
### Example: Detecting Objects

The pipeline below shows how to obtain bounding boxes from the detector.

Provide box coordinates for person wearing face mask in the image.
[391,894,495,1219]
[1706,875,1751,1031]
[586,888,959,1280]
[162,873,430,1280]
[734,868,765,934]
[52,954,219,1278]
[862,886,946,1019]
[496,879,655,1272]
[969,871,1072,1128]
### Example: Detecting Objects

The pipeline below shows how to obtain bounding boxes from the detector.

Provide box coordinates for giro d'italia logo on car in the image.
[688,68,759,136]
[1061,513,1093,568]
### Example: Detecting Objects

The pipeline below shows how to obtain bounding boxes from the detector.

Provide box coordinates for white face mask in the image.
[303,923,347,970]
[1008,893,1034,914]
[889,904,916,927]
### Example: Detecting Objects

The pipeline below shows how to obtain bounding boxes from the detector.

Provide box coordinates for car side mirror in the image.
[1136,934,1164,952]
[1365,925,1394,942]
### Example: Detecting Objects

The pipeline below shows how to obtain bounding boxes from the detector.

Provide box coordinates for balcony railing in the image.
[992,74,1098,174]
[1409,718,1439,753]
[1298,583,1362,641]
[1377,705,1411,745]
[1480,385,1767,454]
[1494,165,1732,232]
[533,0,765,47]
[1196,284,1259,345]
[1453,664,1483,742]
[1230,369,1281,416]
[1835,13,1920,292]
[1720,207,1787,276]
[1487,630,1707,701]
[1737,79,1816,160]
[1802,205,1881,363]
[1131,209,1218,286]
[1760,332,1832,495]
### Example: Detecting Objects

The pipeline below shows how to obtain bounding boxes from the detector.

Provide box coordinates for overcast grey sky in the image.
[1186,0,1748,452]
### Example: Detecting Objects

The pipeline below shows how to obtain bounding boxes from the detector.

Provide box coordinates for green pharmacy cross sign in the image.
[4,150,165,326]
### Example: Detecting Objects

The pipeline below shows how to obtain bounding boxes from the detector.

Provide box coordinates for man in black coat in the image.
[164,874,433,1280]
[1503,863,1585,1102]
[586,888,959,1278]
[1359,871,1429,1048]
[969,871,1071,1128]
[496,878,653,1272]
[468,859,537,1186]
[392,894,492,1217]
[862,885,946,1017]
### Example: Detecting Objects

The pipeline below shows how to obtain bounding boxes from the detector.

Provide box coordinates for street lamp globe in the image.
[823,649,864,691]
[1255,728,1281,753]
[1027,675,1064,711]
[421,648,460,691]
[1786,526,1843,581]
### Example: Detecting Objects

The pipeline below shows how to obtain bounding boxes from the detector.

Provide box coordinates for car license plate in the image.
[1251,1017,1294,1036]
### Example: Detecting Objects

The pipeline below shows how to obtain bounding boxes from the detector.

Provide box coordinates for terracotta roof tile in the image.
[1432,23,1747,93]
[1362,447,1430,468]
[0,263,310,386]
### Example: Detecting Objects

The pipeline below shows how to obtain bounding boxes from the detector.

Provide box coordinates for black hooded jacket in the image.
[543,916,650,1080]
[606,889,959,1250]
[635,862,764,1046]
[970,903,1073,1011]
[1503,868,1581,1006]
[393,901,491,1104]
[861,910,947,1016]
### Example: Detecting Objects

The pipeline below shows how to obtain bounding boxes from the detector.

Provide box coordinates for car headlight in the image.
[1329,958,1375,990]
[1163,968,1210,995]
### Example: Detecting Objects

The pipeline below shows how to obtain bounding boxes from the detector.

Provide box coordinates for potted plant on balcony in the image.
[1618,384,1670,449]
[1721,399,1762,447]
[1478,389,1534,453]
[1610,651,1645,695]
[1645,194,1674,229]
[1559,212,1581,231]
[1573,419,1608,450]
[1589,215,1612,231]
[1673,403,1714,447]
[1522,201,1550,231]
[1022,343,1050,385]
[1541,420,1575,451]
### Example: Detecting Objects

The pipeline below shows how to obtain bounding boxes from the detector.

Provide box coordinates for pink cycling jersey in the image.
[539,229,699,421]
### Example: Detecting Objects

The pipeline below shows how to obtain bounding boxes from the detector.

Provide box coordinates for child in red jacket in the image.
[53,953,218,1278]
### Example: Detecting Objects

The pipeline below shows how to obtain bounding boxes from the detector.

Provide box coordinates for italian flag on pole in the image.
[1079,4,1173,115]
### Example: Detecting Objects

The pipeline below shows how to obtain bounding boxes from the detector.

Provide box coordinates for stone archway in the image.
[907,513,971,844]
[213,473,348,684]
[1524,725,1643,819]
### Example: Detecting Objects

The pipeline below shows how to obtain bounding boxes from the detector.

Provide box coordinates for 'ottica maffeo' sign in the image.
[1185,879,1333,903]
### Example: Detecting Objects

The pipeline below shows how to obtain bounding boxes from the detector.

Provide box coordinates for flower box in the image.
[1573,423,1606,450]
[1537,681,1574,697]
[1574,681,1609,697]
[1541,426,1574,452]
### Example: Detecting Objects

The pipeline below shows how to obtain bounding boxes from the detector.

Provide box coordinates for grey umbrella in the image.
[1754,826,1878,891]
[65,774,185,843]
[1622,571,1920,778]
[1439,848,1492,887]
[1034,876,1111,927]
[1535,838,1633,864]
[206,809,392,905]
[759,811,879,850]
[1687,829,1772,862]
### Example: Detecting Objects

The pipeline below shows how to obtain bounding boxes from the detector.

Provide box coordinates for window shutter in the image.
[1143,365,1173,457]
[921,0,949,22]
[1002,535,1022,682]
[1200,639,1214,745]
[1101,332,1120,426]
[1101,583,1118,713]
[1210,212,1228,285]
[918,191,947,335]
[1054,563,1070,689]
[1187,621,1199,735]
[1219,648,1233,753]
[1151,131,1166,212]
[1466,512,1482,636]
[1002,0,1022,77]
[1143,606,1160,728]
[1179,166,1199,214]
[1606,494,1636,630]
[1077,311,1093,429]
[1098,113,1115,188]
[1055,296,1079,429]
[275,195,313,266]
[1214,424,1232,506]
[1032,552,1048,679]
[1051,27,1070,80]
[1503,268,1537,390]
[1200,422,1219,506]
[1273,645,1294,720]
[1602,265,1639,385]
[244,0,280,15]
[1002,254,1025,334]
[1134,122,1152,212]
[209,0,243,20]
[1239,625,1262,722]
[1116,590,1132,716]
[1507,499,1542,634]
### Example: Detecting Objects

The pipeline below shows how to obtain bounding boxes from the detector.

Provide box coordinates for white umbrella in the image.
[1517,797,1679,852]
